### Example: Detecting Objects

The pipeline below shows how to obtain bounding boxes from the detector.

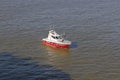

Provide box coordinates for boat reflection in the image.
[42,44,70,54]
[42,44,72,69]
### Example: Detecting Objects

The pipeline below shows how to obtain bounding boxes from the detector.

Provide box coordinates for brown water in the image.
[0,0,120,80]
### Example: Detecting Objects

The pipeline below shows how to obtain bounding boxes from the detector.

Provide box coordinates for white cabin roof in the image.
[49,30,60,36]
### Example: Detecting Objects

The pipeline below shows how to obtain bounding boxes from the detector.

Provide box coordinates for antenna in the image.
[49,24,55,30]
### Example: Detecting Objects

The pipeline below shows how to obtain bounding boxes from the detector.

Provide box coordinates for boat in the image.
[42,30,71,48]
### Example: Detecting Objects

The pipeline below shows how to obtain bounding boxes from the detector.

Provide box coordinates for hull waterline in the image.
[42,40,70,48]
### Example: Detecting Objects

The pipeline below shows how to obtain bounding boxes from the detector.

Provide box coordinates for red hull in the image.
[42,40,70,48]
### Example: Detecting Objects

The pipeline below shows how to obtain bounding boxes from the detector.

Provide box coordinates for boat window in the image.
[56,37,58,39]
[52,36,56,39]
[52,36,62,39]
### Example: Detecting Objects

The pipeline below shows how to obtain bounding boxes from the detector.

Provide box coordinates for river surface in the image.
[0,0,120,80]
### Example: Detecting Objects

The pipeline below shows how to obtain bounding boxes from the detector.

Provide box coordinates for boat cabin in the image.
[48,30,64,42]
